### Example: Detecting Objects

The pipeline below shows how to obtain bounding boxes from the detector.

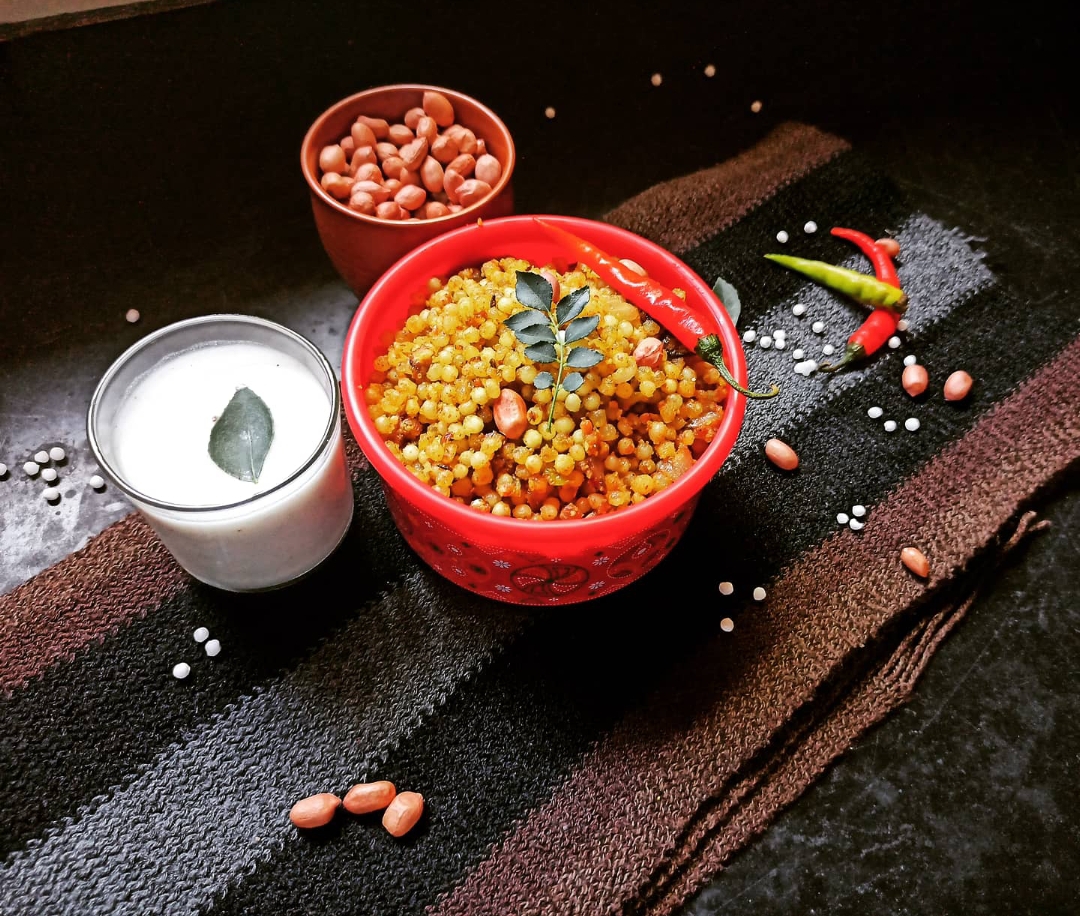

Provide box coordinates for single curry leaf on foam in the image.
[515,272,553,311]
[711,275,742,327]
[208,386,274,483]
[555,286,590,324]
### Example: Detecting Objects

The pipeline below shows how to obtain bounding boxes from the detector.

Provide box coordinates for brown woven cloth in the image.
[2,123,1077,916]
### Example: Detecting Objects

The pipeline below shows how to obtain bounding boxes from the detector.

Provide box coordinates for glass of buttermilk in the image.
[88,314,355,591]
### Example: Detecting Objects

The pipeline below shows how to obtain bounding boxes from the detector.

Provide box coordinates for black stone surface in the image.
[1,2,1077,913]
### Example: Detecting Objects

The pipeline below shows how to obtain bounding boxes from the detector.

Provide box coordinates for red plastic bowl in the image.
[341,215,747,605]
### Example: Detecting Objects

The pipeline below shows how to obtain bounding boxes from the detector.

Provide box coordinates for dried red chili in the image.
[533,218,778,399]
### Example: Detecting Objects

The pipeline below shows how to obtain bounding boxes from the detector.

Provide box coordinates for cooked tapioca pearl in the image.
[792,348,805,360]
[758,335,772,349]
[904,354,917,367]
[822,343,835,356]
[753,586,767,601]
[812,321,825,334]
[884,420,898,432]
[34,451,49,464]
[204,639,222,657]
[774,338,786,350]
[867,406,883,419]
[852,505,866,517]
[172,662,191,680]
[41,468,58,483]
[89,474,106,490]
[849,518,865,531]
[888,336,901,349]
[23,461,40,477]
[776,230,789,244]
[49,447,66,462]
[897,319,909,332]
[718,581,734,596]
[743,330,757,343]
[905,417,921,432]
[837,512,850,525]
[42,487,60,501]
[792,303,807,317]
[720,617,735,633]
[193,627,210,643]
[804,221,818,233]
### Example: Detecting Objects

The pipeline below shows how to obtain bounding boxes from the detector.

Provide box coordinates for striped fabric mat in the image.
[2,122,1078,916]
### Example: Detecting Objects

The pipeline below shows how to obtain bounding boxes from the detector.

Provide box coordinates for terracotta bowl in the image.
[301,84,516,298]
[341,215,748,606]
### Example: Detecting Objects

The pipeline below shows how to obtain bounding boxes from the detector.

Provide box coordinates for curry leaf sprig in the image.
[505,271,603,429]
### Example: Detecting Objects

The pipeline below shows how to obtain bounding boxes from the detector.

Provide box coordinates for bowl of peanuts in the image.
[341,215,748,606]
[301,84,515,297]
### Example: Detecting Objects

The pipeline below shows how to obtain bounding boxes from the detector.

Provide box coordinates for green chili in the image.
[764,253,908,313]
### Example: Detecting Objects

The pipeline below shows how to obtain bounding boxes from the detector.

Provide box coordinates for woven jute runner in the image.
[2,123,1078,916]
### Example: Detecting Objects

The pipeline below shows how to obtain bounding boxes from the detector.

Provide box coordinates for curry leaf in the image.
[208,387,274,483]
[525,341,559,363]
[563,315,599,343]
[711,275,742,327]
[515,324,557,345]
[555,286,590,324]
[505,309,549,331]
[563,371,585,392]
[533,371,554,390]
[566,346,603,369]
[515,272,553,311]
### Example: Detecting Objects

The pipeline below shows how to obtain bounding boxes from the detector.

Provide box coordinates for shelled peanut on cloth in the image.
[317,89,503,220]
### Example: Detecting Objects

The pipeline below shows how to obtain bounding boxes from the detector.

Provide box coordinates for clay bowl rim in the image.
[340,213,749,550]
[300,83,516,228]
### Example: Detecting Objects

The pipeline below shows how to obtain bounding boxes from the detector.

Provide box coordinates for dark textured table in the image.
[2,2,1077,913]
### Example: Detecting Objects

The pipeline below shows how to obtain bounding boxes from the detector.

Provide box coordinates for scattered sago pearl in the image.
[888,336,902,349]
[758,335,772,349]
[743,329,757,343]
[804,220,818,233]
[34,450,49,464]
[821,343,835,356]
[884,420,898,432]
[792,303,807,317]
[650,73,663,87]
[24,461,40,477]
[720,617,735,633]
[718,581,734,596]
[773,329,786,340]
[849,518,865,531]
[49,446,66,462]
[750,100,763,113]
[904,354,917,367]
[753,586,767,601]
[172,662,191,680]
[792,348,805,360]
[897,319,909,332]
[193,626,210,643]
[905,417,921,432]
[704,63,716,77]
[89,474,105,490]
[774,338,786,350]
[852,504,866,517]
[41,468,58,483]
[205,638,222,657]
[42,487,60,501]
[867,406,883,419]
[837,512,850,525]
[776,230,789,244]
[125,309,140,324]
[0,463,7,477]
[812,320,825,334]
[544,106,556,119]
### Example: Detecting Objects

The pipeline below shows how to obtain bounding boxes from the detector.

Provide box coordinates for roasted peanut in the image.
[398,167,422,188]
[289,792,340,829]
[447,153,476,178]
[415,115,438,144]
[381,155,406,178]
[382,178,402,194]
[475,138,487,157]
[443,168,465,203]
[494,388,528,438]
[474,153,502,185]
[376,200,406,220]
[398,137,428,171]
[456,178,492,207]
[539,268,560,303]
[431,134,460,165]
[403,107,425,129]
[350,121,377,149]
[348,190,376,215]
[387,123,414,146]
[456,127,478,155]
[320,172,352,200]
[352,161,383,183]
[944,370,973,402]
[349,145,377,171]
[632,336,664,368]
[901,546,930,578]
[343,780,397,815]
[375,141,399,162]
[902,363,929,397]
[423,200,450,219]
[382,791,424,837]
[764,437,799,471]
[356,115,390,140]
[351,179,391,203]
[422,90,455,127]
[420,156,445,194]
[339,136,356,159]
[395,184,427,211]
[875,237,901,258]
[318,144,347,174]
